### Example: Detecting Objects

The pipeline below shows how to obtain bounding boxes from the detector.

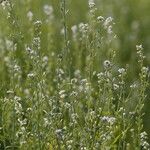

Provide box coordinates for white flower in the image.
[142,67,149,74]
[14,96,21,101]
[44,118,49,127]
[34,20,42,26]
[81,79,87,84]
[59,90,65,95]
[136,44,143,51]
[107,25,113,34]
[130,83,137,88]
[64,102,71,108]
[42,56,49,62]
[118,68,126,74]
[14,65,20,72]
[6,90,14,94]
[70,91,78,97]
[97,72,104,79]
[5,39,13,50]
[101,116,116,125]
[88,0,95,8]
[43,5,53,16]
[74,69,81,78]
[71,25,78,39]
[57,68,64,75]
[1,0,10,10]
[71,25,78,34]
[59,90,66,99]
[27,11,33,21]
[103,60,111,69]
[27,73,35,78]
[113,84,119,90]
[103,17,113,29]
[55,129,62,134]
[79,23,89,33]
[97,16,104,22]
[140,131,147,139]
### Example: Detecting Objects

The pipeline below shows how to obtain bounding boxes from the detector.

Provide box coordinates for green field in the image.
[0,0,149,149]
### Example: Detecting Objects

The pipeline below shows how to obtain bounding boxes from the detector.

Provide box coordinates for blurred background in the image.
[0,0,149,141]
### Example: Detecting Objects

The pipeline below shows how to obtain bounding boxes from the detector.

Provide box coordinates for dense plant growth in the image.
[0,0,149,149]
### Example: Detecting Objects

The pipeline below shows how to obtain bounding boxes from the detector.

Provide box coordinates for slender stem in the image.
[62,0,68,56]
[61,0,70,77]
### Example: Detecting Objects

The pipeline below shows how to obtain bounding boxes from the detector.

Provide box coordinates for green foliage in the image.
[0,0,149,149]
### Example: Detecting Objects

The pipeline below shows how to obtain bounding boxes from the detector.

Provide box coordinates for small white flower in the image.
[136,44,143,51]
[71,25,78,34]
[64,102,71,108]
[7,90,14,94]
[107,25,113,34]
[27,73,35,78]
[103,60,111,69]
[88,0,95,8]
[130,83,137,88]
[55,129,62,134]
[14,96,21,101]
[43,56,49,62]
[97,16,104,22]
[71,25,78,39]
[70,91,78,97]
[5,39,13,50]
[101,116,116,125]
[59,90,66,99]
[140,131,147,139]
[34,20,42,26]
[57,68,64,75]
[44,118,49,127]
[43,4,53,16]
[1,0,10,10]
[81,79,87,84]
[104,17,113,29]
[74,69,81,78]
[14,65,20,72]
[79,23,89,33]
[113,84,119,90]
[81,147,87,150]
[118,68,126,74]
[59,90,65,95]
[27,107,32,112]
[142,67,149,74]
[27,11,33,21]
[97,72,104,79]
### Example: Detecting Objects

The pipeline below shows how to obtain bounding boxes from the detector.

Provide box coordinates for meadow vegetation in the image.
[0,0,149,149]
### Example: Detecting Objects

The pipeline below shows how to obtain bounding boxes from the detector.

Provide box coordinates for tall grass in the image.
[0,0,149,149]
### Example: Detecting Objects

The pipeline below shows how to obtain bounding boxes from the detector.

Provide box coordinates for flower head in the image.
[103,60,111,69]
